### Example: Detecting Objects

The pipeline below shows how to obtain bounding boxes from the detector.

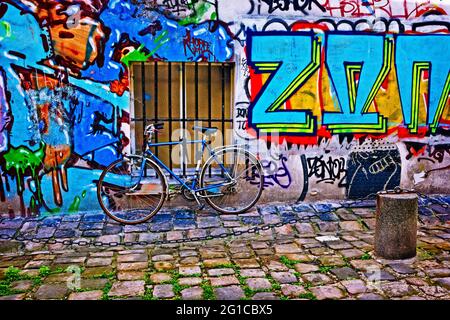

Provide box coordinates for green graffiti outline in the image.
[327,37,393,134]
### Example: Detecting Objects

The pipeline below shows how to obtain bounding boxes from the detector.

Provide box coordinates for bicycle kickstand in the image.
[192,192,205,210]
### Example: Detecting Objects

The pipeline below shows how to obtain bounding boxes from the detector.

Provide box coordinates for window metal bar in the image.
[195,62,200,167]
[182,62,187,177]
[208,62,212,177]
[134,62,234,174]
[141,62,147,178]
[221,63,226,177]
[168,62,173,177]
[154,61,159,158]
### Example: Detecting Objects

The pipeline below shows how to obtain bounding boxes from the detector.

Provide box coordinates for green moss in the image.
[211,263,237,269]
[417,248,435,260]
[0,283,13,296]
[101,282,112,300]
[142,286,158,301]
[201,281,215,300]
[318,266,333,274]
[4,266,22,282]
[38,266,51,278]
[279,256,307,269]
[0,267,36,296]
[302,281,312,289]
[299,292,317,300]
[360,252,372,260]
[0,265,70,297]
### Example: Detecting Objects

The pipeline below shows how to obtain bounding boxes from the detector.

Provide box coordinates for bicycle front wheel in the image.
[97,155,166,224]
[200,147,264,214]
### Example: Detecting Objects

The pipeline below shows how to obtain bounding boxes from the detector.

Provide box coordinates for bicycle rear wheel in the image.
[97,155,166,224]
[200,147,264,214]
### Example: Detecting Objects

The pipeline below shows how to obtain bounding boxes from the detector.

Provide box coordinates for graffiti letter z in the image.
[247,32,320,134]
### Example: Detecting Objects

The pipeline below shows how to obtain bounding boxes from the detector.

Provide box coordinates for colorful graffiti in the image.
[0,0,233,216]
[134,0,219,25]
[0,0,449,216]
[246,29,450,144]
[246,0,449,18]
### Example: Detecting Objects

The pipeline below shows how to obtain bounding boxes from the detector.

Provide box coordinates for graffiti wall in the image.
[0,0,449,217]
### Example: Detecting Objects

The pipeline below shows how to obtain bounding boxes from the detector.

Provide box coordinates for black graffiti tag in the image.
[307,155,347,187]
[250,0,326,15]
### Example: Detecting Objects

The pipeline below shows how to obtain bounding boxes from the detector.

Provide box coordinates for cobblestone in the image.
[270,271,298,284]
[246,278,272,291]
[153,284,175,299]
[181,287,203,300]
[0,199,448,300]
[33,284,69,300]
[179,277,203,286]
[381,282,416,297]
[214,285,245,300]
[310,285,346,300]
[68,291,103,300]
[210,275,240,287]
[208,268,235,277]
[341,280,367,295]
[108,281,145,297]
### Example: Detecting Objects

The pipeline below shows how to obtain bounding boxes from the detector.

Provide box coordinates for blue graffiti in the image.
[71,89,122,166]
[324,33,391,127]
[395,34,450,133]
[247,31,320,134]
[0,2,51,147]
[82,0,234,82]
[247,31,450,135]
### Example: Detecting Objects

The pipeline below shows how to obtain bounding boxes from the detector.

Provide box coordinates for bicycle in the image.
[96,123,265,224]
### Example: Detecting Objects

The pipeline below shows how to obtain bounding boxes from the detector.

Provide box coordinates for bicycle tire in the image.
[200,147,264,214]
[97,155,167,224]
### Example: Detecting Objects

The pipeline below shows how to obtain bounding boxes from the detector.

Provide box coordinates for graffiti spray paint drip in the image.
[2,142,45,215]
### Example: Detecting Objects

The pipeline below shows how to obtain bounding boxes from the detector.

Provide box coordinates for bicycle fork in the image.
[191,158,205,210]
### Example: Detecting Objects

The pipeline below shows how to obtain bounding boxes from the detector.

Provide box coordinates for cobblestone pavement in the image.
[0,197,449,300]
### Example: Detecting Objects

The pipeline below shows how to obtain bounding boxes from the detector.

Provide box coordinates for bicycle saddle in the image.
[192,126,218,134]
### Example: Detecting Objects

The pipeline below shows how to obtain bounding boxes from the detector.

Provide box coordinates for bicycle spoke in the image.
[201,148,264,214]
[97,156,166,224]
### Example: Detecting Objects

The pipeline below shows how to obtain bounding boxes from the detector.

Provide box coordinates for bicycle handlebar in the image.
[145,123,164,134]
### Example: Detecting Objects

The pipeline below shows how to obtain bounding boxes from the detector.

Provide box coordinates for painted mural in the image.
[0,0,449,216]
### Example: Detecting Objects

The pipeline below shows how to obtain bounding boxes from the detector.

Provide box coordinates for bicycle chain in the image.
[0,187,448,248]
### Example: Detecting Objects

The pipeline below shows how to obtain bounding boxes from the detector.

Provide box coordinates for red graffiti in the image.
[183,29,213,61]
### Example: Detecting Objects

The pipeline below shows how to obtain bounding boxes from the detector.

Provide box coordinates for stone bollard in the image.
[374,192,418,260]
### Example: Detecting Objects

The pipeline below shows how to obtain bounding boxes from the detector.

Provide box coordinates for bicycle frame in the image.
[139,138,235,195]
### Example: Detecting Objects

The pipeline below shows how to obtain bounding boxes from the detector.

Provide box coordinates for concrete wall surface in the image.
[0,0,449,217]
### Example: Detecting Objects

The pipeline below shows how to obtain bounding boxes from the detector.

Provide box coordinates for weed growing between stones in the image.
[0,265,67,297]
[279,256,308,269]
[168,271,189,299]
[318,266,333,274]
[278,257,320,300]
[356,218,369,231]
[299,292,317,300]
[102,282,112,300]
[416,248,436,260]
[200,280,215,300]
[360,252,372,260]
[98,271,116,301]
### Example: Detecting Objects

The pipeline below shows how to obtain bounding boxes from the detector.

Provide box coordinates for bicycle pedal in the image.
[198,204,205,210]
